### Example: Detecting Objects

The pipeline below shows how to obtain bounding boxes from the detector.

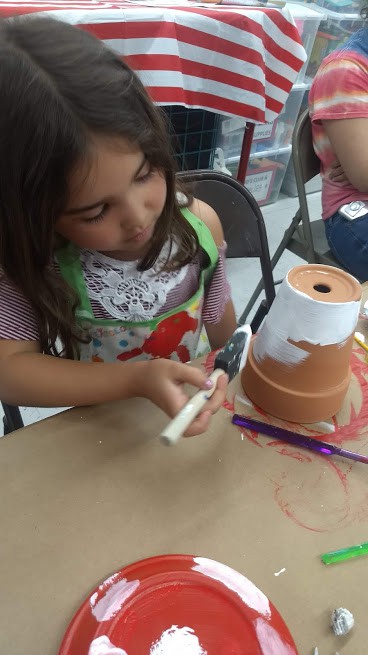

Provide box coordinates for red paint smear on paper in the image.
[268,444,312,463]
[236,424,263,448]
[223,395,235,413]
[236,348,368,532]
[271,458,351,532]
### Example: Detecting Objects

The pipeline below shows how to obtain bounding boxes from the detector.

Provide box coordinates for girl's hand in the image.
[329,160,349,184]
[136,359,228,437]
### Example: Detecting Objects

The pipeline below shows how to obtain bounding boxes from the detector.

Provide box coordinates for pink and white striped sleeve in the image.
[0,276,39,340]
[202,242,232,324]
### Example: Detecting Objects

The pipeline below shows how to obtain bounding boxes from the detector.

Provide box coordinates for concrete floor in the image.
[1,190,323,434]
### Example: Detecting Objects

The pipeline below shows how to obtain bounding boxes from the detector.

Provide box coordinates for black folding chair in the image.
[177,169,276,329]
[242,109,343,318]
[281,109,342,266]
[2,403,23,434]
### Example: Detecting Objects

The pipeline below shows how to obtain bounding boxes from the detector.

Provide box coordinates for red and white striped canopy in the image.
[0,0,307,123]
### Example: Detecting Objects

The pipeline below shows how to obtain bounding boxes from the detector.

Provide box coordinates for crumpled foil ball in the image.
[331,607,354,636]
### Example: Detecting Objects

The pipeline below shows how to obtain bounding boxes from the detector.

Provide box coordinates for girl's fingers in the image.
[183,373,229,437]
[184,410,212,437]
[161,366,229,438]
[173,361,213,391]
[206,373,228,410]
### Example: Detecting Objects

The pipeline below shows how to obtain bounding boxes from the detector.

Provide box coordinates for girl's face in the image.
[56,136,167,260]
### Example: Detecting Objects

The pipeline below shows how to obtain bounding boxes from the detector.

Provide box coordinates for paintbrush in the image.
[232,414,368,464]
[160,325,252,446]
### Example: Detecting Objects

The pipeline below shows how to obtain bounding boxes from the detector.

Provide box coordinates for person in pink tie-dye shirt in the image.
[309,6,368,281]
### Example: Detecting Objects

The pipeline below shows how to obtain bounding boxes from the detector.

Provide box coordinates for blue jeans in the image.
[325,210,368,282]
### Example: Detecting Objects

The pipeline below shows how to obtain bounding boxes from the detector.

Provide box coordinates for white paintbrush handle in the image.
[160,369,224,446]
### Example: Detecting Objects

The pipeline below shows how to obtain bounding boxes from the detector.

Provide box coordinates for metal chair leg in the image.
[249,299,269,333]
[2,403,24,433]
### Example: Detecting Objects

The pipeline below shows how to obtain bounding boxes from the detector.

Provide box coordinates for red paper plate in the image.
[59,554,298,655]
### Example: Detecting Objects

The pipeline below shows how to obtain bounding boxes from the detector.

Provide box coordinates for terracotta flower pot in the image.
[241,265,361,423]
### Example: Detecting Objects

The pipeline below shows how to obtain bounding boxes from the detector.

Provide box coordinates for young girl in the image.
[0,16,237,436]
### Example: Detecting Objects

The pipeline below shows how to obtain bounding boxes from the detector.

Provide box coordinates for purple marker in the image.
[232,414,368,465]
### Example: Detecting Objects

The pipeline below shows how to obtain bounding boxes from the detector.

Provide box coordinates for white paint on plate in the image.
[90,577,139,622]
[150,625,207,654]
[192,557,271,617]
[99,572,120,589]
[255,617,296,654]
[88,635,128,654]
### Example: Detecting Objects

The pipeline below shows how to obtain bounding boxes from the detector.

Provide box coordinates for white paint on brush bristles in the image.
[150,626,207,654]
[253,271,360,366]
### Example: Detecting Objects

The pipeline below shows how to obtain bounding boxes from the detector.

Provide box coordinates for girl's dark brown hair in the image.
[0,16,198,358]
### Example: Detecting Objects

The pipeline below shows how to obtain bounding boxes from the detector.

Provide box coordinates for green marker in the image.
[321,541,368,565]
